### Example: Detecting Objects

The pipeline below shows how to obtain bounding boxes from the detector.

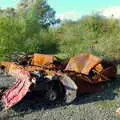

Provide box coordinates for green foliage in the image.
[0,0,60,60]
[22,30,59,54]
[0,0,120,60]
[55,15,120,58]
[0,15,26,59]
[0,13,59,60]
[17,0,60,28]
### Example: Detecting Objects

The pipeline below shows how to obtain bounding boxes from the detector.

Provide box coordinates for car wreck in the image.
[0,53,117,109]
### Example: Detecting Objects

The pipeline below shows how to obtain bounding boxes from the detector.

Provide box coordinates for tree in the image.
[0,0,60,60]
[0,15,26,59]
[0,8,16,17]
[17,0,60,29]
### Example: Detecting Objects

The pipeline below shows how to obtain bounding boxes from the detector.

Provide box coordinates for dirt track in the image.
[0,74,120,120]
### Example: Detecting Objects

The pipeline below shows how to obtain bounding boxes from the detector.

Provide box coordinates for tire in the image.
[44,81,65,102]
[45,88,58,102]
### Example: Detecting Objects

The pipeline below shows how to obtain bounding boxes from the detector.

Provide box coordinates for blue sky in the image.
[0,0,120,20]
[48,0,120,14]
[0,0,17,8]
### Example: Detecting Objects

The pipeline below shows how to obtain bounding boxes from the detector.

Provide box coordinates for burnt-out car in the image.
[0,53,117,109]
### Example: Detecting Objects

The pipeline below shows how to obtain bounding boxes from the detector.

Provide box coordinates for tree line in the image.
[0,0,120,60]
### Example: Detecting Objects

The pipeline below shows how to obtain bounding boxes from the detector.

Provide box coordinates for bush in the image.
[0,15,26,60]
[55,15,120,58]
[0,12,120,60]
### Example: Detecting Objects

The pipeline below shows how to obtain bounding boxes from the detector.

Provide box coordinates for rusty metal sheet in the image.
[1,70,32,109]
[31,53,56,66]
[0,53,118,109]
[0,61,24,76]
[60,74,77,103]
[65,53,102,75]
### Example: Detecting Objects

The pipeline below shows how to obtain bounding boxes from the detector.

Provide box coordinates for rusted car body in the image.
[0,53,117,109]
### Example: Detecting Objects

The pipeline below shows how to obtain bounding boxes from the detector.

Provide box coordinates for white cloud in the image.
[98,6,120,19]
[56,11,81,21]
[56,6,120,21]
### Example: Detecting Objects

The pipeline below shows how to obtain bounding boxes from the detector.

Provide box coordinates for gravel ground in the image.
[0,73,120,120]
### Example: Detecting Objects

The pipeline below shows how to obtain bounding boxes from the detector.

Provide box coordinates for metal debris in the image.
[0,53,117,109]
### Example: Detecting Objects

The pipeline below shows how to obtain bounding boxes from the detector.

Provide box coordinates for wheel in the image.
[44,81,65,102]
[45,88,58,102]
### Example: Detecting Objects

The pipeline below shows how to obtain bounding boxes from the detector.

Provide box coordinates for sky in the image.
[0,0,120,20]
[0,0,17,8]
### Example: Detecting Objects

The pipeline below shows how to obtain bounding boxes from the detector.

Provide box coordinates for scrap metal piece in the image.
[0,53,118,109]
[116,108,120,115]
[65,53,102,75]
[6,52,32,65]
[1,70,32,109]
[31,54,56,66]
[60,75,77,103]
[0,61,24,76]
[65,53,117,83]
